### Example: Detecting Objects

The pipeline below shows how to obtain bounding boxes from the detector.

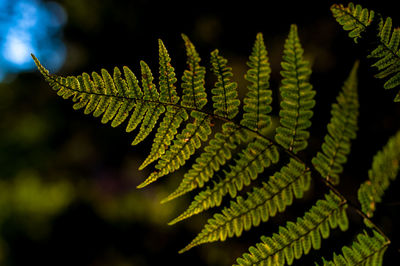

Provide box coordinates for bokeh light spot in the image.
[0,0,67,82]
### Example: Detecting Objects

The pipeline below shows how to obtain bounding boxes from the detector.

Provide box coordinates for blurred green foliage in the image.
[0,172,74,261]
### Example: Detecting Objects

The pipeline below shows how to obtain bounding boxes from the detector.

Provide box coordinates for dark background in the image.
[0,0,399,265]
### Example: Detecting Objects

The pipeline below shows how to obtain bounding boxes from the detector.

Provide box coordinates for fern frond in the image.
[210,49,240,119]
[139,39,187,169]
[312,61,359,185]
[275,24,315,153]
[168,137,279,225]
[178,159,311,253]
[319,230,389,266]
[31,54,167,146]
[330,3,375,42]
[241,32,273,131]
[331,3,400,101]
[358,130,400,218]
[161,123,251,204]
[235,192,348,266]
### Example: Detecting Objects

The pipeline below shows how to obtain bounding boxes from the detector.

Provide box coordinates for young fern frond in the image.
[275,24,316,153]
[331,2,400,101]
[178,159,311,253]
[358,130,400,219]
[319,230,389,266]
[312,61,359,185]
[168,136,279,225]
[235,192,348,266]
[241,33,273,132]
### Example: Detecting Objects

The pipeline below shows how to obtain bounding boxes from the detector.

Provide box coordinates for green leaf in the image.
[241,33,273,131]
[178,159,311,252]
[210,49,240,119]
[234,192,348,265]
[331,3,400,101]
[357,130,400,218]
[169,137,279,225]
[275,24,315,153]
[312,61,359,185]
[320,230,389,266]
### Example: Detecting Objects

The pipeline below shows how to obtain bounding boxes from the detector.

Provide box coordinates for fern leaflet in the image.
[241,33,273,132]
[178,159,311,253]
[235,191,348,266]
[32,54,167,146]
[358,130,400,218]
[210,49,240,119]
[331,2,400,101]
[319,230,389,266]
[180,34,207,109]
[275,24,316,153]
[312,61,359,185]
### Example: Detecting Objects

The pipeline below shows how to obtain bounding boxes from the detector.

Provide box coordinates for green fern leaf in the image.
[180,34,207,109]
[358,130,400,218]
[169,136,279,225]
[241,32,273,131]
[368,17,400,95]
[312,61,359,185]
[139,39,187,169]
[235,192,348,266]
[178,159,311,253]
[210,49,240,119]
[275,24,316,153]
[240,32,273,131]
[161,123,251,204]
[331,3,400,101]
[31,54,161,145]
[320,230,389,266]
